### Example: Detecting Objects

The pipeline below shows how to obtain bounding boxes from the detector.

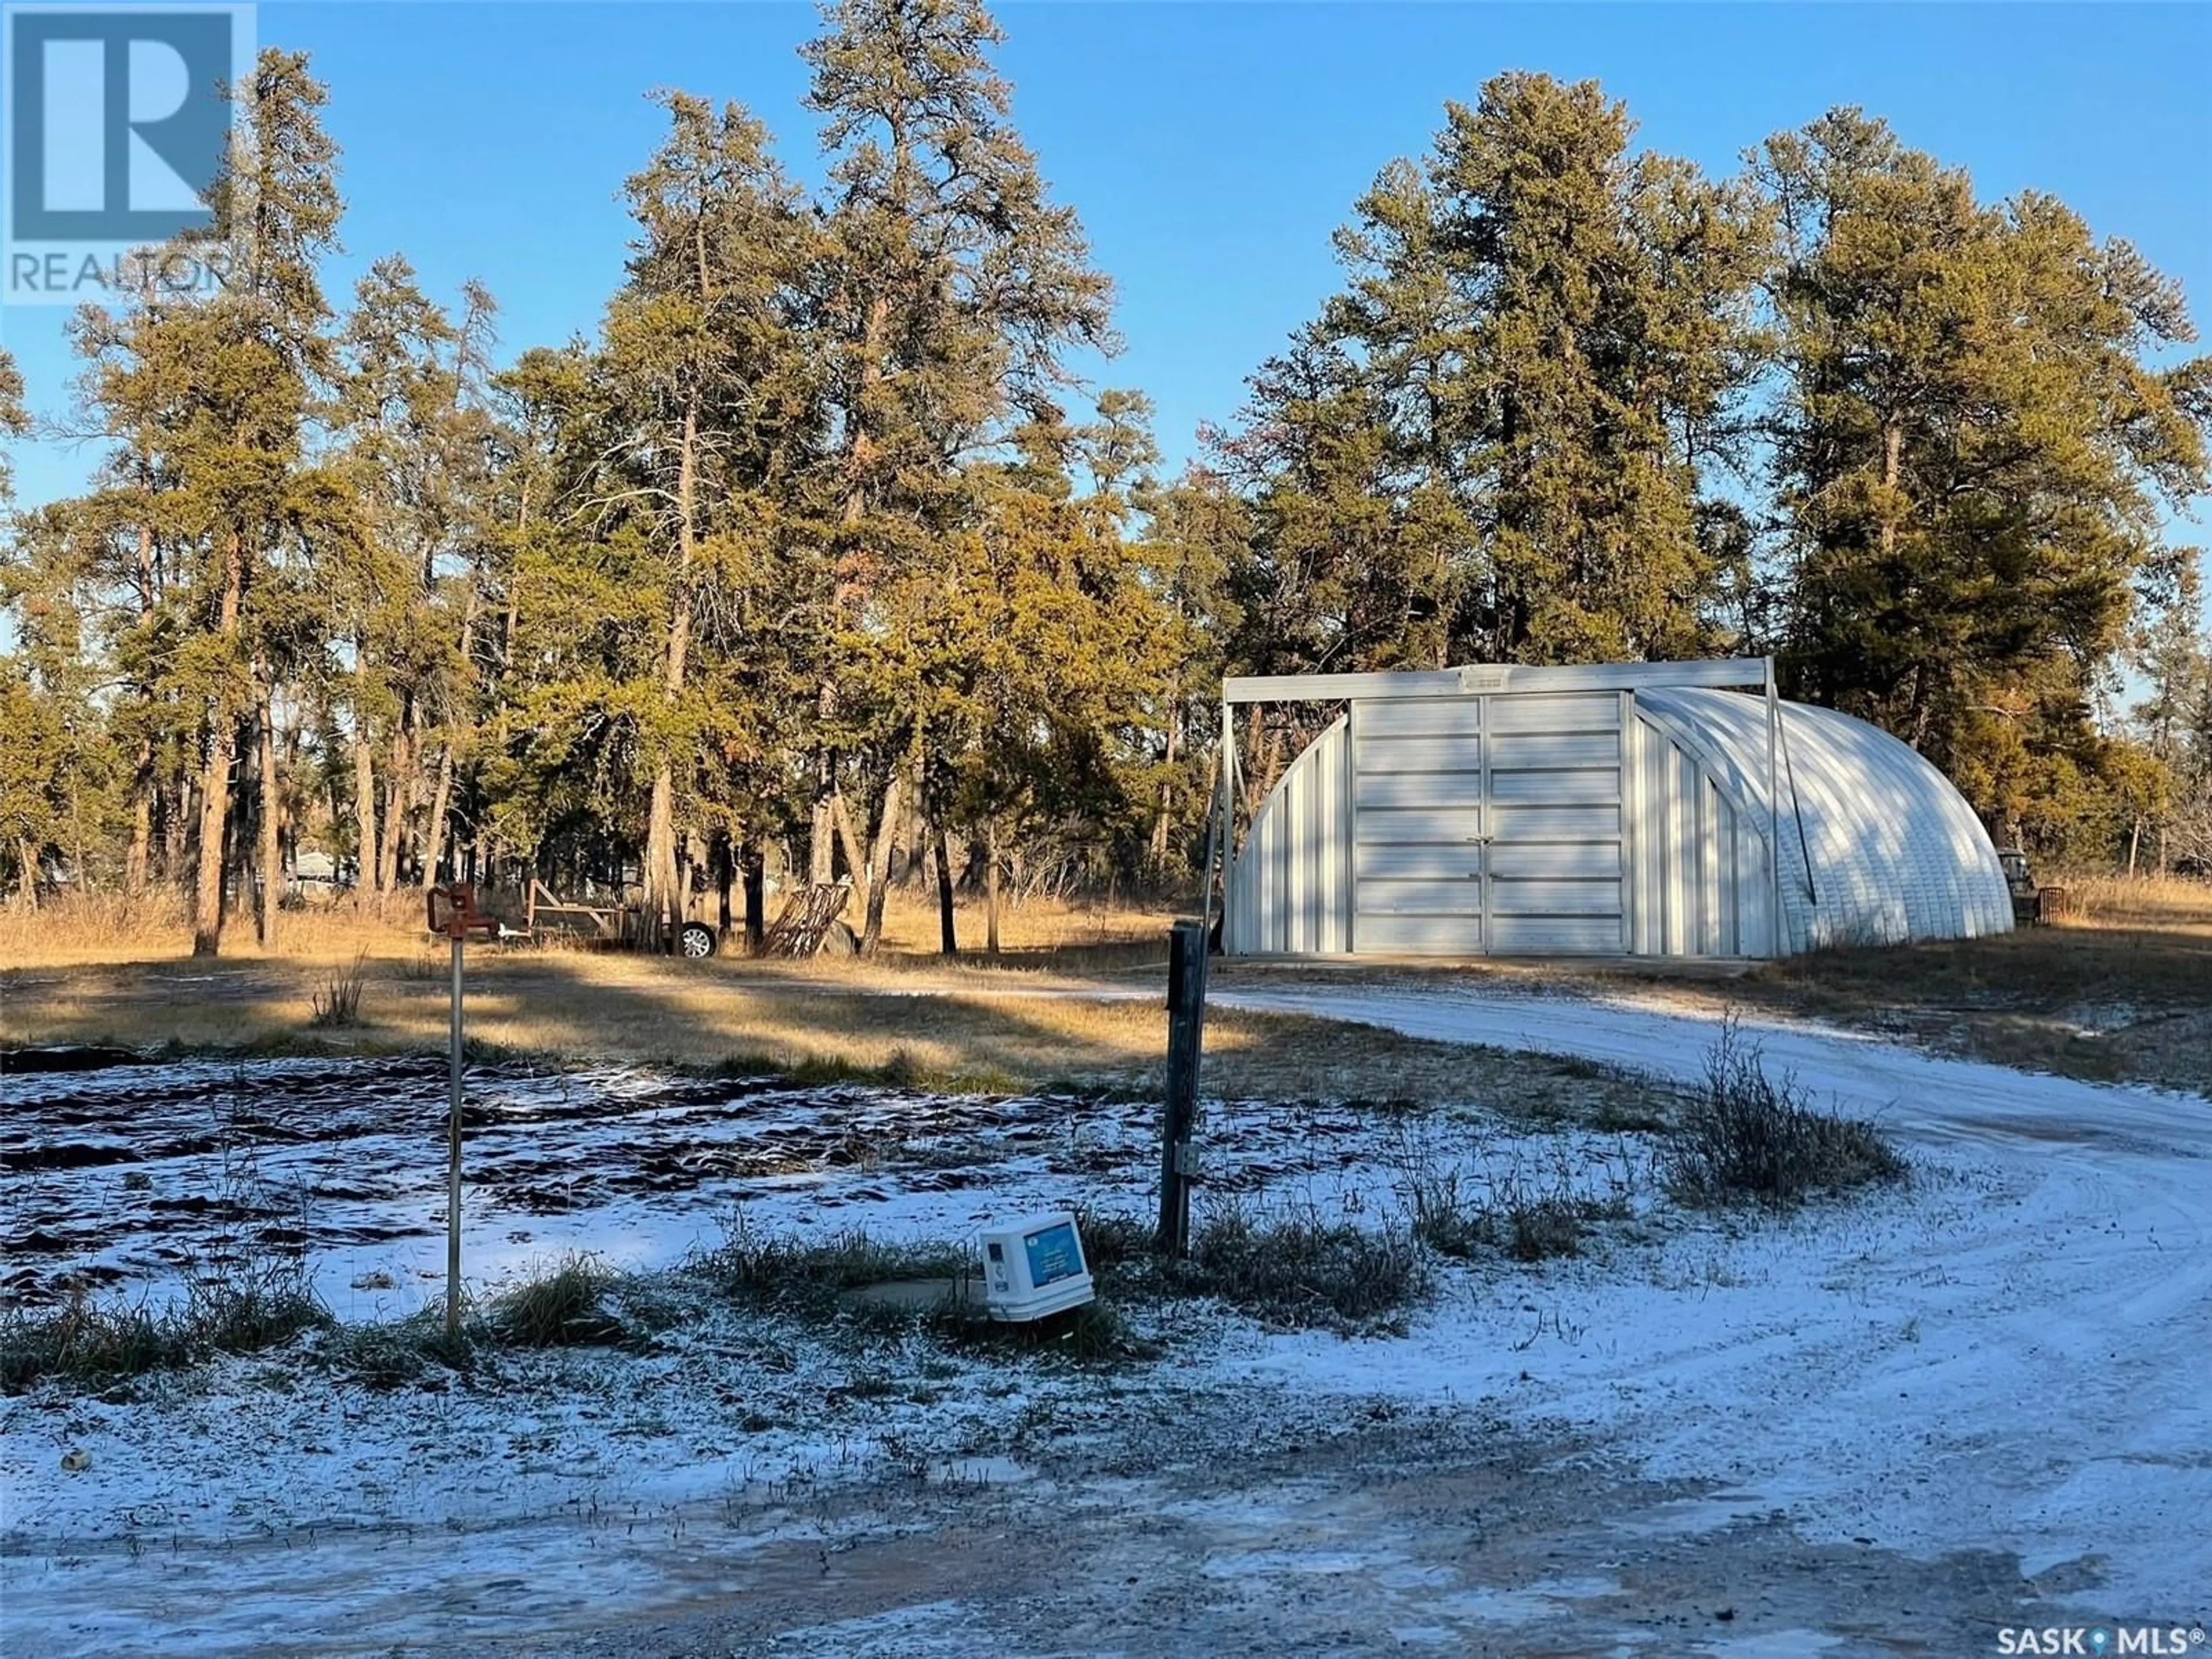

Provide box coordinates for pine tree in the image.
[2131,563,2211,870]
[1228,73,1768,676]
[597,90,813,946]
[799,0,1114,947]
[333,257,501,895]
[0,353,62,902]
[0,347,25,499]
[135,49,346,952]
[1759,110,2212,840]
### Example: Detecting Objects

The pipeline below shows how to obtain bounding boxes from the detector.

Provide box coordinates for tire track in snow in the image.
[1205,980,2212,1620]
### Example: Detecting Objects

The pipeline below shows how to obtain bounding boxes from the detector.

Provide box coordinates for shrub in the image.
[1664,1019,1907,1207]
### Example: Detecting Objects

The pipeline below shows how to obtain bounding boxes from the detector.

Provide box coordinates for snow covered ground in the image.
[3,980,2207,1654]
[1214,982,2212,1621]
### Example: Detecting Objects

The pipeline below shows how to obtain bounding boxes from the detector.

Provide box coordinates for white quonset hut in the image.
[1219,658,2012,960]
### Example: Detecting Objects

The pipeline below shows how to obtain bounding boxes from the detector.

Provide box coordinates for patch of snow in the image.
[7,978,2209,1650]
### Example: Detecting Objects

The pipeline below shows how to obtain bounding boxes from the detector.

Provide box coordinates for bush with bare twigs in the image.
[1664,1019,1906,1206]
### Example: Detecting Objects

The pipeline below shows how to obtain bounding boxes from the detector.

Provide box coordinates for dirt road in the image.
[531,986,2211,1656]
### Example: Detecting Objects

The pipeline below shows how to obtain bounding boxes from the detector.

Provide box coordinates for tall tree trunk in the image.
[809,739,836,885]
[424,594,482,887]
[741,836,765,955]
[986,816,1002,956]
[643,399,700,952]
[933,824,957,956]
[811,290,889,887]
[166,779,191,890]
[377,722,407,895]
[1151,713,1179,867]
[125,495,158,896]
[858,773,904,956]
[126,737,154,895]
[255,670,281,949]
[714,830,734,940]
[425,745,456,886]
[15,839,36,906]
[191,531,245,956]
[1880,421,1904,563]
[830,787,872,918]
[353,637,380,895]
[353,729,378,897]
[219,728,243,930]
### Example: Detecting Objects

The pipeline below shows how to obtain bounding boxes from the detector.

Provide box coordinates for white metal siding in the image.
[1353,690,1623,956]
[1636,689,2012,954]
[1349,698,1486,955]
[1226,717,1351,955]
[1225,668,2010,960]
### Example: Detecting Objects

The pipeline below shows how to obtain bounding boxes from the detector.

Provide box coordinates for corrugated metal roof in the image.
[1638,688,2012,953]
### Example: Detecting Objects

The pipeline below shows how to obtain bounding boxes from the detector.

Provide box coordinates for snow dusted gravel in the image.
[3,979,2207,1656]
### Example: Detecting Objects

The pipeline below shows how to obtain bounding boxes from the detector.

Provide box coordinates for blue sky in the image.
[3,1,2209,529]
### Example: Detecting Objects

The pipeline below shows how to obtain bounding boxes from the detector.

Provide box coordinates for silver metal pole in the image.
[446,933,464,1338]
[1218,696,1234,952]
[1764,657,1782,958]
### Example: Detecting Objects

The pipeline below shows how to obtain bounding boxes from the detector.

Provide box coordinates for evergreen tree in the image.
[600,90,813,946]
[1759,109,2212,842]
[120,48,346,952]
[1225,72,1769,678]
[333,257,501,894]
[799,0,1115,946]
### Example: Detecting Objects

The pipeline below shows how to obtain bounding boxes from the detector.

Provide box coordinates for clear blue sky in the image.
[4,1,2209,527]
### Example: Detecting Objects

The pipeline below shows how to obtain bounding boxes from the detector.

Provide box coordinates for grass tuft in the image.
[318,1308,475,1388]
[1077,1202,1423,1332]
[0,1290,180,1393]
[698,1218,971,1317]
[1181,1200,1424,1328]
[1664,1018,1907,1207]
[307,952,369,1029]
[2,1268,331,1394]
[490,1253,626,1347]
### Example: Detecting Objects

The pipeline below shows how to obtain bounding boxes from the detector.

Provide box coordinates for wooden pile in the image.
[759,882,853,957]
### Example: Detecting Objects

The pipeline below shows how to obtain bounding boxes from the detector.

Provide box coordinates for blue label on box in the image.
[1022,1222,1083,1287]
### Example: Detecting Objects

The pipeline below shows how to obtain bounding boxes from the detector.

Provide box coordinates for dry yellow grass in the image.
[1704,872,2212,1092]
[1,940,1647,1120]
[0,887,1182,972]
[13,873,2203,1097]
[2047,870,2212,934]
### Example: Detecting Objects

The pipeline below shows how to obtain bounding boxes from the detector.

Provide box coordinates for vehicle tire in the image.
[678,922,718,960]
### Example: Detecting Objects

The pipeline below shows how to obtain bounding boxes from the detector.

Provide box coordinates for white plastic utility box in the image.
[979,1211,1094,1321]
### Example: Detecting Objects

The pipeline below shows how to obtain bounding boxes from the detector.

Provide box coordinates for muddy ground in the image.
[494,1411,2072,1658]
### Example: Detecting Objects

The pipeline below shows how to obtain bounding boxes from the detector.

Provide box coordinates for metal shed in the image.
[1218,659,2012,960]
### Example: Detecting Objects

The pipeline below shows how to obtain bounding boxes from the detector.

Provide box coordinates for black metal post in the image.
[1157,919,1209,1257]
